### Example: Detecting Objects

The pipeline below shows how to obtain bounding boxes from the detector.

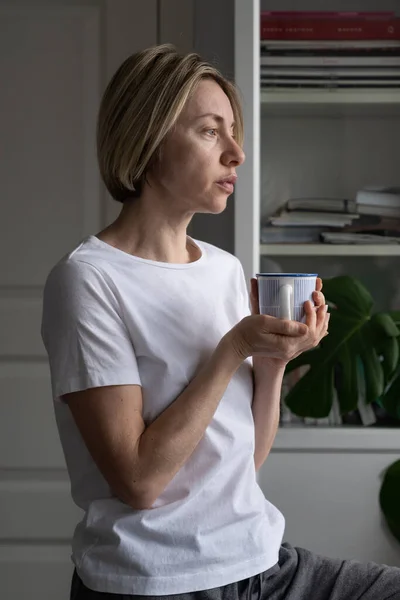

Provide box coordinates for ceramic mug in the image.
[256,273,318,322]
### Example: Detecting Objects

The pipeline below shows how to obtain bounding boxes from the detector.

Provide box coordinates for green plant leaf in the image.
[354,327,384,404]
[387,310,400,327]
[323,275,373,319]
[285,347,319,373]
[335,342,359,413]
[284,276,393,418]
[370,313,400,338]
[380,459,400,543]
[378,337,399,384]
[284,363,334,418]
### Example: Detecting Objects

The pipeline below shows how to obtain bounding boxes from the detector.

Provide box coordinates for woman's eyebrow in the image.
[195,112,235,127]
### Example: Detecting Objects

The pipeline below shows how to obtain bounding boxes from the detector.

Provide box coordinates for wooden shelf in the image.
[273,427,399,452]
[260,244,400,256]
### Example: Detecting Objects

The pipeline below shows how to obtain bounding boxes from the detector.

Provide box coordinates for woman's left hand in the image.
[312,277,325,313]
[250,277,330,368]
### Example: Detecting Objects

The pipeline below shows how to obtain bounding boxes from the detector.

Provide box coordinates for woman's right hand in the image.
[226,308,327,365]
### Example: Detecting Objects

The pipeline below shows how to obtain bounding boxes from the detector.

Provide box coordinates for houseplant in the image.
[282,275,400,544]
[284,275,400,420]
[380,459,400,544]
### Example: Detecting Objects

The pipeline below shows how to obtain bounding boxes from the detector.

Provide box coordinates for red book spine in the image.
[260,18,400,41]
[261,11,395,20]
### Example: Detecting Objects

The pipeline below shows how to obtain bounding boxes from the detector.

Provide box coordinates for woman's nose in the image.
[223,139,245,166]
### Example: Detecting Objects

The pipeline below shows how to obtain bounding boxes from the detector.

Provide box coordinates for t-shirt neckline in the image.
[86,235,206,270]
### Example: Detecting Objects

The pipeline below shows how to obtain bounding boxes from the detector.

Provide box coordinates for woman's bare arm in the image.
[65,334,242,510]
[65,311,321,510]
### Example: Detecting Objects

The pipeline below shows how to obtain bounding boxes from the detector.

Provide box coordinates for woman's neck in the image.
[96,197,198,264]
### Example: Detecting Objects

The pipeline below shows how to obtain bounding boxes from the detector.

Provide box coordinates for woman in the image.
[41,45,399,599]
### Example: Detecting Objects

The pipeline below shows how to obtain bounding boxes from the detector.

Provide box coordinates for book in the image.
[260,66,400,85]
[269,210,358,227]
[260,12,395,20]
[286,197,357,213]
[283,201,400,219]
[356,188,400,208]
[260,225,324,243]
[261,46,400,55]
[342,214,400,233]
[261,40,400,49]
[271,198,400,220]
[260,67,400,78]
[260,79,400,89]
[357,204,400,218]
[260,16,400,41]
[321,231,400,244]
[260,55,400,67]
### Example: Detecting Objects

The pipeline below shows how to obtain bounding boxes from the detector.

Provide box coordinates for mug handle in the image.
[279,283,293,320]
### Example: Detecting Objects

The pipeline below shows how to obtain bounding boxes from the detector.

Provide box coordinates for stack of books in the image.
[261,187,400,245]
[261,198,358,244]
[260,11,400,90]
[322,186,400,244]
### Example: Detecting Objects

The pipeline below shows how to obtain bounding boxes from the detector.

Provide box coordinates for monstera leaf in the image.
[284,276,400,419]
[379,311,400,420]
[380,459,400,543]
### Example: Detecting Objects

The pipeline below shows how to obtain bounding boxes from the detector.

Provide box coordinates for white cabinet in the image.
[259,430,400,564]
[260,429,400,566]
[234,0,400,564]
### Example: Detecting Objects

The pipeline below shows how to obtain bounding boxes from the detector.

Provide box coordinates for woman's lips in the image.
[215,181,235,193]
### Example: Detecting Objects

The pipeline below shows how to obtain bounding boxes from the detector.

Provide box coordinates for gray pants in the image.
[71,543,400,599]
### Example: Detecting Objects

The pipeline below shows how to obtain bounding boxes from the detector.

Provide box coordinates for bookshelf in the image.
[235,0,400,281]
[260,243,400,255]
[234,0,400,566]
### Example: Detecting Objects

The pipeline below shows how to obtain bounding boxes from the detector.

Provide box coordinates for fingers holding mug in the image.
[304,299,317,331]
[250,278,259,315]
[324,311,331,336]
[312,289,325,308]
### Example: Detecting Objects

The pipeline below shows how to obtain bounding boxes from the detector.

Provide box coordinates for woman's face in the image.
[152,78,245,215]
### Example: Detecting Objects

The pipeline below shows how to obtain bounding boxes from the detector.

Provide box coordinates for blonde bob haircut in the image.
[96,44,244,202]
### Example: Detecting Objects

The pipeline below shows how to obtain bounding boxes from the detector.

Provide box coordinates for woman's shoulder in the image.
[44,237,111,297]
[194,238,242,270]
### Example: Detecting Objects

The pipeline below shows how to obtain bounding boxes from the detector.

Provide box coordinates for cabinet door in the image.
[260,449,400,566]
[0,2,156,598]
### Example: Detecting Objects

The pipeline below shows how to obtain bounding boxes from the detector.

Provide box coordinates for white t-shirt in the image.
[41,235,285,596]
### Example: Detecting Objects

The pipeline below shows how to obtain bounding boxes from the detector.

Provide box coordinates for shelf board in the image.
[261,89,400,117]
[273,427,399,452]
[260,243,400,256]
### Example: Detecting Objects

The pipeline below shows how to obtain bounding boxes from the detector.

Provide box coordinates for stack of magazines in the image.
[260,10,400,90]
[261,187,400,245]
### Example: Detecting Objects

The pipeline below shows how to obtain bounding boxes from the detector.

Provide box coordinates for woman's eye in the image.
[206,128,217,137]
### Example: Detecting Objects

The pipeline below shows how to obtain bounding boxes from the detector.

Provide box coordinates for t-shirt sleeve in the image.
[236,259,251,318]
[41,259,141,399]
[235,259,253,368]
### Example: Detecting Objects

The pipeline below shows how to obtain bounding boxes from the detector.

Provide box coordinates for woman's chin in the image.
[197,195,229,215]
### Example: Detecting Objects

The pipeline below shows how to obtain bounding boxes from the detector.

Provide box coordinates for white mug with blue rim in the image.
[256,273,318,322]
